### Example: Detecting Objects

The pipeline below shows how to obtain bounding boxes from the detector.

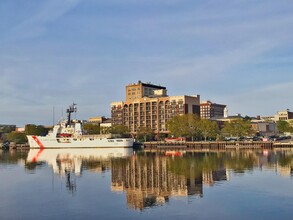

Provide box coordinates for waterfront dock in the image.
[4,143,30,150]
[143,141,293,152]
[3,141,293,151]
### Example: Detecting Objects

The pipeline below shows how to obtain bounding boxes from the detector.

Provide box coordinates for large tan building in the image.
[111,81,200,135]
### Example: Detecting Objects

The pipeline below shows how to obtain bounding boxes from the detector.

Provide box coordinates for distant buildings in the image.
[200,100,226,119]
[0,124,16,140]
[88,116,106,124]
[111,81,200,135]
[274,109,293,121]
[251,121,277,137]
[87,116,111,133]
[107,81,293,137]
[250,109,293,136]
[0,124,16,132]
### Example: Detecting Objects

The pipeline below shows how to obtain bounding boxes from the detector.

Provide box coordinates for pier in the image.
[3,141,293,151]
[142,141,293,152]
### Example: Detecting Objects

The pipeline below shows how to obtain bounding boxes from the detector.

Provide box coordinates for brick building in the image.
[200,100,226,119]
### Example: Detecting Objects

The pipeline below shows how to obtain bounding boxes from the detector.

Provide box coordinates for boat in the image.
[1,141,10,150]
[27,103,134,149]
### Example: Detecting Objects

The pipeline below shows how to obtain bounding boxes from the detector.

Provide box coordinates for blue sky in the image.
[1,0,293,126]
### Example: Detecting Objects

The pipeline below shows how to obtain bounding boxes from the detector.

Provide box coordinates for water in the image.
[1,149,293,220]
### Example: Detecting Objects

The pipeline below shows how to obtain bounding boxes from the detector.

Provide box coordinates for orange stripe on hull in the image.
[32,136,45,149]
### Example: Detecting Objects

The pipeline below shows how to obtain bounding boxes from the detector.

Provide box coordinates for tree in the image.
[198,120,219,141]
[277,121,292,133]
[222,119,254,138]
[137,126,153,142]
[110,125,130,137]
[167,115,187,137]
[25,124,49,136]
[167,113,200,140]
[100,126,111,134]
[83,123,100,134]
[7,132,27,144]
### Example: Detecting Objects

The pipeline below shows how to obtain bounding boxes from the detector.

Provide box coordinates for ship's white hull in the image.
[27,135,134,149]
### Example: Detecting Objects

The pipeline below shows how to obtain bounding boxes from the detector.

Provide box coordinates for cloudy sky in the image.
[1,0,293,126]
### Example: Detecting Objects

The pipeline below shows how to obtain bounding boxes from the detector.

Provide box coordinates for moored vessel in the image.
[27,103,134,149]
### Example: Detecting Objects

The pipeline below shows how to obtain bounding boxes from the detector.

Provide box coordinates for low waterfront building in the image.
[87,116,112,134]
[16,127,25,132]
[251,121,277,136]
[100,118,112,134]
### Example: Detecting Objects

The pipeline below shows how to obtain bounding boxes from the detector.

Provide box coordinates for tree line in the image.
[3,115,293,144]
[166,113,255,141]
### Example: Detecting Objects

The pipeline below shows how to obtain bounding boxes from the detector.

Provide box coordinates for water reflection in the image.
[1,149,293,210]
[26,148,134,175]
[25,148,134,194]
[111,150,293,210]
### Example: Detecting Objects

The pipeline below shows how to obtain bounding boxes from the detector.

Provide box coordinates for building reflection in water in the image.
[111,154,229,210]
[110,150,293,210]
[16,149,293,209]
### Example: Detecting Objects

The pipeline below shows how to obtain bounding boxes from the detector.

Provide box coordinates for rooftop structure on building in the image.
[126,80,167,102]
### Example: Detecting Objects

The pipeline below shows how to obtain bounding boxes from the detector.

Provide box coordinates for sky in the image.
[1,0,293,126]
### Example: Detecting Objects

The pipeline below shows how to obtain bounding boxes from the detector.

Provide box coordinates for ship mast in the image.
[66,103,77,125]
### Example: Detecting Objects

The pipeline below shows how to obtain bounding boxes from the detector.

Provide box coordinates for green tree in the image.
[137,126,153,142]
[198,119,219,141]
[222,119,253,138]
[167,113,200,140]
[277,120,292,133]
[167,115,187,137]
[7,132,27,144]
[110,125,130,137]
[83,123,100,134]
[25,124,49,136]
[100,126,111,134]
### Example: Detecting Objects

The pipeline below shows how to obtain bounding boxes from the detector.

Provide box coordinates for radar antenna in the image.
[66,103,77,125]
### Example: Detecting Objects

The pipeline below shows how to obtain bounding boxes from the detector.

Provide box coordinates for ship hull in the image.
[27,135,134,149]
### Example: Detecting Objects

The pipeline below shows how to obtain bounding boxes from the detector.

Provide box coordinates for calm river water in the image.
[1,148,293,220]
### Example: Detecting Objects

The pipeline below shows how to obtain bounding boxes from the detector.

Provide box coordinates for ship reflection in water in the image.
[23,149,293,210]
[25,148,134,193]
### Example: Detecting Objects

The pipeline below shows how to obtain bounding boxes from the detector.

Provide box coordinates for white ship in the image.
[27,103,134,149]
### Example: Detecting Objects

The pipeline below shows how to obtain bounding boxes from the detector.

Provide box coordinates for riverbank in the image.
[143,141,293,151]
[3,140,293,151]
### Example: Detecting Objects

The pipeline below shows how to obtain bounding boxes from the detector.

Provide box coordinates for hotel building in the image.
[111,81,200,135]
